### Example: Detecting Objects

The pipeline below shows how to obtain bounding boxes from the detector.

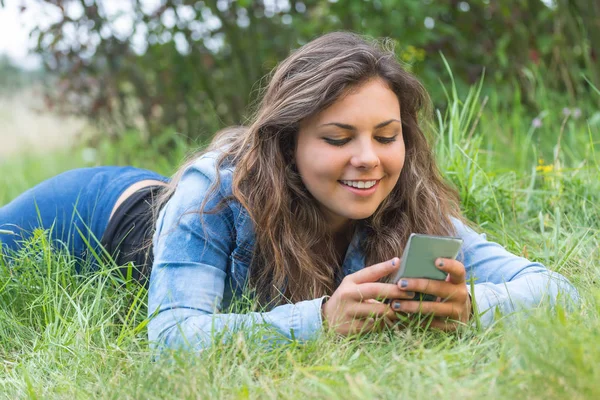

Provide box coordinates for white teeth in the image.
[341,180,377,189]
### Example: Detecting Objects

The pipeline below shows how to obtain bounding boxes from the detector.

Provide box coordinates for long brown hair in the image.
[155,32,463,306]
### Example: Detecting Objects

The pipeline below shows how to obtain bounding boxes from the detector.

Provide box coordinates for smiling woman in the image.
[0,32,578,353]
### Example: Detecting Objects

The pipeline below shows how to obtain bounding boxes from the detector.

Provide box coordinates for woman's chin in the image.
[345,209,377,221]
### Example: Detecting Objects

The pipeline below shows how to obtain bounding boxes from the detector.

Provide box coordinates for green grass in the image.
[1,75,599,398]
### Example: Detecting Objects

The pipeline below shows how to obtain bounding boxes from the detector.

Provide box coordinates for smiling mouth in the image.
[338,179,381,189]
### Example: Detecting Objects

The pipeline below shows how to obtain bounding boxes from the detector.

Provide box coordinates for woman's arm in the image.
[147,158,325,352]
[453,218,579,327]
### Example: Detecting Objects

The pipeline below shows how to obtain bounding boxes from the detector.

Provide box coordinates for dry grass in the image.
[0,86,93,158]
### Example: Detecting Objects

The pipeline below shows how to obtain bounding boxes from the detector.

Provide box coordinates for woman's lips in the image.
[338,179,380,196]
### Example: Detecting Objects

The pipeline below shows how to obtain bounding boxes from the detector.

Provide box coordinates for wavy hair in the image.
[155,32,463,306]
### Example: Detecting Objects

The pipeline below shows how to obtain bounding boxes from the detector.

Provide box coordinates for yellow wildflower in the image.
[536,164,554,173]
[536,157,554,173]
[400,45,426,63]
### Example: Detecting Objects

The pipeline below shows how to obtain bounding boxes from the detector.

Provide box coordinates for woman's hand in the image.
[390,258,471,331]
[321,258,417,336]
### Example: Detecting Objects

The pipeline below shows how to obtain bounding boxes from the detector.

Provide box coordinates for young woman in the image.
[0,32,578,352]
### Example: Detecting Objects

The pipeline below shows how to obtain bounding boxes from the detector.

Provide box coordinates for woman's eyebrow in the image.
[319,119,401,131]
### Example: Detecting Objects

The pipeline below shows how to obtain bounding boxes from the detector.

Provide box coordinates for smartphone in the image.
[387,234,463,302]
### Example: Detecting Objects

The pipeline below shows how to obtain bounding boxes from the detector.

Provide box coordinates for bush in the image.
[23,0,600,142]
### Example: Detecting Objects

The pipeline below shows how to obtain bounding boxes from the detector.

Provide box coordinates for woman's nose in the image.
[350,142,379,169]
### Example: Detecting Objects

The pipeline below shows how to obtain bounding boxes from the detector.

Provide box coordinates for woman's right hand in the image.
[321,257,415,335]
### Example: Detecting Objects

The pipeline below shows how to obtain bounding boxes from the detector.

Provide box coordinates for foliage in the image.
[0,55,45,95]
[0,56,22,91]
[25,0,600,141]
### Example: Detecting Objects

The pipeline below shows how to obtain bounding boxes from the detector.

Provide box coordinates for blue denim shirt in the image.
[148,151,579,351]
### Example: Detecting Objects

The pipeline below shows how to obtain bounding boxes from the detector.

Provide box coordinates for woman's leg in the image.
[0,166,168,267]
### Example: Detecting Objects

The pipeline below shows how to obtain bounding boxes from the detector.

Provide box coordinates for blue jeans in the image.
[0,166,168,267]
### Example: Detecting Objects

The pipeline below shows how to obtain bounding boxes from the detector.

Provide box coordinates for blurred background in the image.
[0,0,598,169]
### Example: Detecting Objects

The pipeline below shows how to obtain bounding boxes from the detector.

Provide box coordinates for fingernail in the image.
[436,259,445,268]
[392,302,402,310]
[405,291,415,298]
[391,258,396,267]
[400,279,408,288]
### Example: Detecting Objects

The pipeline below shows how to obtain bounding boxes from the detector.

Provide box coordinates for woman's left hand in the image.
[390,258,471,331]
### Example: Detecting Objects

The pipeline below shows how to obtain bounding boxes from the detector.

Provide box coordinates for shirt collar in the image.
[341,225,367,277]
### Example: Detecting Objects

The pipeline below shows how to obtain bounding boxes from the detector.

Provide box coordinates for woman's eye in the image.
[323,138,351,146]
[323,134,398,146]
[376,135,398,144]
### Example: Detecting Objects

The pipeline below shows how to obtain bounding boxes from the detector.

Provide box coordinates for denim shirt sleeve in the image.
[147,157,325,352]
[453,218,579,327]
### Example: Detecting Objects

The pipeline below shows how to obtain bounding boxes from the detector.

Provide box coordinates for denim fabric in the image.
[148,152,579,352]
[0,166,168,266]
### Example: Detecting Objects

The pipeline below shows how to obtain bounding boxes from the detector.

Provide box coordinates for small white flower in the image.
[572,108,582,119]
[532,117,543,128]
[562,107,571,116]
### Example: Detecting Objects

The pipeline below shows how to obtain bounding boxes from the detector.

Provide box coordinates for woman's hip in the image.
[0,166,169,263]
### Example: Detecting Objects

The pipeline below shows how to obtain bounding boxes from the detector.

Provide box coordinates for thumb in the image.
[350,257,399,284]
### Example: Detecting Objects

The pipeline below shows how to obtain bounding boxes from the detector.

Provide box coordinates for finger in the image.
[349,257,400,284]
[348,301,395,319]
[354,282,416,301]
[397,278,466,301]
[325,314,373,335]
[421,317,465,332]
[383,307,411,323]
[348,317,377,336]
[369,311,407,331]
[390,300,460,318]
[435,258,466,285]
[437,274,452,302]
[382,315,396,329]
[364,299,413,325]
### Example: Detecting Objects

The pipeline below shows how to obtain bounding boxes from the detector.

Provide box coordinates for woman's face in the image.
[295,78,406,233]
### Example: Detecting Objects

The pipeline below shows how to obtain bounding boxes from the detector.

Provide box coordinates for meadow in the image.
[1,71,599,399]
